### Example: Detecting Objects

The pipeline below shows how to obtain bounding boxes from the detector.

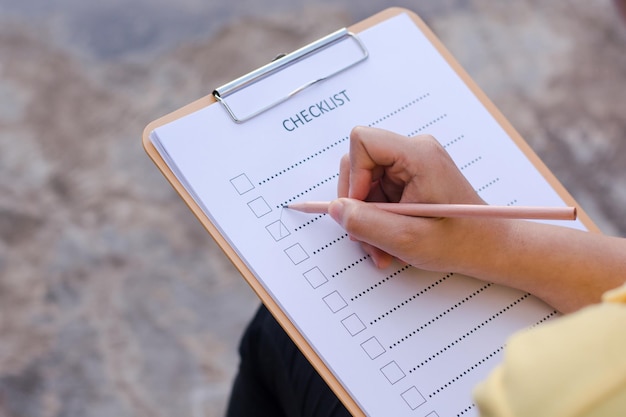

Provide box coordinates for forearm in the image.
[457,219,626,313]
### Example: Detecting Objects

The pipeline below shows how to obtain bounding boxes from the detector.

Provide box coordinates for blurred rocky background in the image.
[0,1,624,416]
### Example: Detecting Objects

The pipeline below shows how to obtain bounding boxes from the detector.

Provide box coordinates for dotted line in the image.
[278,173,339,208]
[368,94,430,127]
[428,346,504,399]
[456,404,476,417]
[536,310,559,325]
[330,255,370,279]
[294,214,326,232]
[506,199,518,206]
[258,95,431,186]
[385,283,492,344]
[350,265,411,302]
[370,273,455,326]
[527,310,559,331]
[313,234,348,255]
[475,177,500,194]
[442,134,465,149]
[259,136,349,185]
[406,114,448,137]
[459,156,482,171]
[407,294,530,366]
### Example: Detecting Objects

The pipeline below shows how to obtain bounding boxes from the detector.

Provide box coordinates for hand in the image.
[329,127,626,313]
[329,126,490,270]
[337,126,482,205]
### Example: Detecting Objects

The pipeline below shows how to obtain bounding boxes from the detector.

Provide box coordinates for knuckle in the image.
[394,226,417,248]
[350,125,367,143]
[415,134,444,152]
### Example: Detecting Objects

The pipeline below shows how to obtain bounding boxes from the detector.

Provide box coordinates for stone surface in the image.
[0,1,624,416]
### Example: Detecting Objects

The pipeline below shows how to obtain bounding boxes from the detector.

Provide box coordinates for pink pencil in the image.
[286,200,577,220]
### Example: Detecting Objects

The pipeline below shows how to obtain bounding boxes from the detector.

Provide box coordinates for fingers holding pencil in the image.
[326,198,424,269]
[307,127,578,271]
[286,198,577,271]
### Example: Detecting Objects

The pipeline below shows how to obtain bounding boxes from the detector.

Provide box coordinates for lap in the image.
[226,305,351,417]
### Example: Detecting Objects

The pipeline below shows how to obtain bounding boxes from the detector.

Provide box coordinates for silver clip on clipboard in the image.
[213,28,369,123]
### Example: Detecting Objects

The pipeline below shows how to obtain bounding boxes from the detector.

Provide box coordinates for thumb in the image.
[328,198,417,267]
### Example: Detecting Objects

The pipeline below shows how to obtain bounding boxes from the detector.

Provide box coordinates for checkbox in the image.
[247,197,272,218]
[323,291,348,313]
[401,387,426,410]
[341,313,366,336]
[285,244,309,265]
[380,361,406,385]
[361,337,385,360]
[230,174,254,195]
[303,267,328,289]
[266,220,290,241]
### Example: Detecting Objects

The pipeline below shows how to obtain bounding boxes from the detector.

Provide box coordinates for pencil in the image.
[285,200,577,220]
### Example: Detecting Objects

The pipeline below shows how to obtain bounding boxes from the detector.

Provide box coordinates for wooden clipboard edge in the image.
[142,7,599,416]
[141,25,370,417]
[144,97,366,413]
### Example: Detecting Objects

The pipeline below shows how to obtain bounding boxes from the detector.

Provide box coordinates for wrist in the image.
[448,218,520,284]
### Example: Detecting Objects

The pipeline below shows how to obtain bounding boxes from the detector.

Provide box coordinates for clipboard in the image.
[143,7,598,416]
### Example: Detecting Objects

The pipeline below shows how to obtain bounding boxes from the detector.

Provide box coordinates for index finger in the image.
[348,126,413,200]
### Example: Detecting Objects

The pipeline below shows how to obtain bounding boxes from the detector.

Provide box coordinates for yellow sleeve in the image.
[473,283,626,417]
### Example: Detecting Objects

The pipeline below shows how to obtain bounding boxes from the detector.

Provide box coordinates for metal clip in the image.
[213,28,369,123]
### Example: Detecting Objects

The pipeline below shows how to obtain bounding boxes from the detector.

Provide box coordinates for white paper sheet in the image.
[150,13,585,416]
